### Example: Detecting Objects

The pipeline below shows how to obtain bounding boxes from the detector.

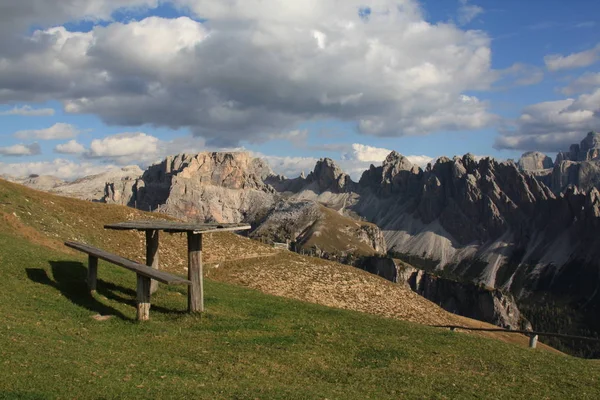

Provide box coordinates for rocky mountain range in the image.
[7,131,600,355]
[519,131,600,194]
[6,166,143,201]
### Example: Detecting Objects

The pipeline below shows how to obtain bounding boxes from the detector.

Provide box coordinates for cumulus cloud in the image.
[494,88,600,151]
[83,132,208,165]
[0,143,42,156]
[55,140,86,154]
[87,132,159,164]
[0,159,120,180]
[544,44,600,71]
[14,123,81,140]
[561,72,600,95]
[344,143,393,162]
[457,0,483,26]
[340,143,433,178]
[0,1,497,145]
[0,105,55,116]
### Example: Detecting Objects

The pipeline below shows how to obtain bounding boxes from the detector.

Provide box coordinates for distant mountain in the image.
[518,131,600,194]
[10,166,143,201]
[12,131,600,355]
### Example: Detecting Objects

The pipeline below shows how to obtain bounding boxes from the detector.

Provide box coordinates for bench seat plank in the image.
[65,241,191,286]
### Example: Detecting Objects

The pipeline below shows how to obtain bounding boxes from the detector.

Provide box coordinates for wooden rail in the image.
[433,325,600,349]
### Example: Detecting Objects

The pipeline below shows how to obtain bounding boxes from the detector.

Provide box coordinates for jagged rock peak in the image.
[557,131,600,162]
[518,151,554,171]
[306,158,352,193]
[382,151,413,170]
[580,131,600,153]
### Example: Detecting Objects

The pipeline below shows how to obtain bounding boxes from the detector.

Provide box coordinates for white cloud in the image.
[561,72,600,95]
[261,155,319,178]
[85,132,209,165]
[14,123,81,140]
[88,132,159,162]
[55,140,86,154]
[0,143,41,156]
[344,143,392,162]
[0,159,120,180]
[0,1,497,145]
[544,44,600,71]
[495,88,600,151]
[0,105,55,116]
[406,155,436,166]
[457,0,483,26]
[342,143,433,166]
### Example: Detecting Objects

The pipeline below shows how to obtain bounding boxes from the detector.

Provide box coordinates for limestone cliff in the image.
[104,153,276,223]
[519,132,600,193]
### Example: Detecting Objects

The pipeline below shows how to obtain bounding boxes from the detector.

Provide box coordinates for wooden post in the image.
[146,230,160,294]
[187,232,203,313]
[529,334,538,349]
[136,274,151,321]
[88,255,98,292]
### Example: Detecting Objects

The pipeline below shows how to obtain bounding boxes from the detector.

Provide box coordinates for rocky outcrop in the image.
[251,200,386,256]
[518,151,553,171]
[357,257,527,330]
[104,153,277,222]
[522,132,600,193]
[406,268,526,330]
[305,158,355,193]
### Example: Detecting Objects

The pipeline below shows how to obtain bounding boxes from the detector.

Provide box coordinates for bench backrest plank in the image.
[64,241,191,286]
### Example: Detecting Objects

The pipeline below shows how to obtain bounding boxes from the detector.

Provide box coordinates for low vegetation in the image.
[1,179,599,398]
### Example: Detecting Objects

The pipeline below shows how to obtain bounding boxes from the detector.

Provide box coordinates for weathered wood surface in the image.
[105,220,251,234]
[529,334,539,349]
[187,232,203,313]
[65,241,191,285]
[88,255,98,292]
[146,230,160,294]
[136,274,151,321]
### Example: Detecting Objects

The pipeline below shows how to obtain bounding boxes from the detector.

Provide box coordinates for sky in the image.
[0,0,599,180]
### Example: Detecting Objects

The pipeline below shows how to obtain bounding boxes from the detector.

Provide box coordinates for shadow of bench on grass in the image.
[26,261,188,320]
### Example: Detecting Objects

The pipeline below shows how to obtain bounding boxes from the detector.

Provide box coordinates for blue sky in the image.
[0,0,599,179]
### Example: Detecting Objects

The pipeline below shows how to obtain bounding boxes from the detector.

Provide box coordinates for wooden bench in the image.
[65,241,191,321]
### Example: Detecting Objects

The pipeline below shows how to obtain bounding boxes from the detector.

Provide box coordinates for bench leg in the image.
[136,274,151,321]
[146,230,160,295]
[88,255,98,293]
[187,232,204,313]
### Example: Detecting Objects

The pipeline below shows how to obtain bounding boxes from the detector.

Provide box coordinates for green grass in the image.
[1,231,600,399]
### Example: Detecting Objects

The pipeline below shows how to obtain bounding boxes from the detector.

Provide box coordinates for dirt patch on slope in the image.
[207,251,563,353]
[209,251,459,326]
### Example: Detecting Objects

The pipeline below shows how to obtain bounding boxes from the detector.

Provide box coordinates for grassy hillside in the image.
[1,179,599,398]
